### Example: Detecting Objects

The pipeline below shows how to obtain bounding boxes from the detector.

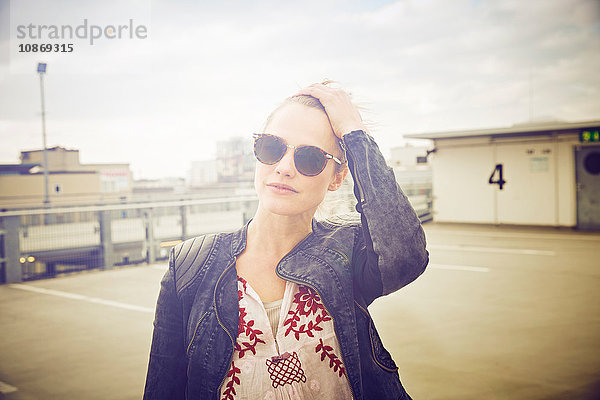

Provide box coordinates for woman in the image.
[143,83,429,399]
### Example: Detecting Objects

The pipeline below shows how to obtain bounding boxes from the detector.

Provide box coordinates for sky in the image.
[0,0,599,179]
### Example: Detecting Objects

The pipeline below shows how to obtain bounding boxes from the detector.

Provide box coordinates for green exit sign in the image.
[580,129,600,143]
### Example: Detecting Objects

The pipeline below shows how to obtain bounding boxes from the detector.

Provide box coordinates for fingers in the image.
[294,83,348,102]
[294,83,365,138]
[294,83,353,116]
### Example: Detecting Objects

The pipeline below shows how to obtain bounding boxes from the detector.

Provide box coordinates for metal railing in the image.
[0,182,431,282]
[0,228,5,284]
[0,196,258,282]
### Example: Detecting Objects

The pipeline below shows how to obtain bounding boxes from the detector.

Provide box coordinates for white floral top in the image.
[219,276,354,400]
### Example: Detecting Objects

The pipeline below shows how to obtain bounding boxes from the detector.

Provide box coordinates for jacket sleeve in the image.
[343,130,429,304]
[143,247,188,400]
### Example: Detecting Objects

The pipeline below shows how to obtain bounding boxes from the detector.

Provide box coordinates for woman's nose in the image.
[275,148,296,177]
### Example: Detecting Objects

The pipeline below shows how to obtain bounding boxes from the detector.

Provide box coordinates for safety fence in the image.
[0,228,5,283]
[0,182,431,283]
[0,197,258,282]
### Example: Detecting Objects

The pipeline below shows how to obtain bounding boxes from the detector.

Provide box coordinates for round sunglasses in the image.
[253,133,343,177]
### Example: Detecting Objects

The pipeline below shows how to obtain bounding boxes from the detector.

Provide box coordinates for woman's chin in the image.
[260,199,317,219]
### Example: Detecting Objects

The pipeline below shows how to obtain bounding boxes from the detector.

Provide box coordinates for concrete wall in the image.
[0,173,113,209]
[430,132,579,226]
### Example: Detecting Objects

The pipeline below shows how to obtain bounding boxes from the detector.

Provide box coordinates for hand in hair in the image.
[294,83,366,139]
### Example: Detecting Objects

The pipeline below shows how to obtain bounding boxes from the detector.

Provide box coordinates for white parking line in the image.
[426,229,600,242]
[0,380,18,394]
[8,284,154,314]
[428,244,555,256]
[429,263,490,272]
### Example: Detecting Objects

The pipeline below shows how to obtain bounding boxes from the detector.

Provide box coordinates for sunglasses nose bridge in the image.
[276,143,295,161]
[274,144,297,175]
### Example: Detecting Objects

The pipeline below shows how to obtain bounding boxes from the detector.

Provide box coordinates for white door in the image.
[495,141,557,225]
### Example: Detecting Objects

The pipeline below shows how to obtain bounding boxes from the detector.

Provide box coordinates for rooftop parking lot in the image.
[1,222,599,400]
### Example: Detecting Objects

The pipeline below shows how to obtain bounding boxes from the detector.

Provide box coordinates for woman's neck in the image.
[246,207,314,259]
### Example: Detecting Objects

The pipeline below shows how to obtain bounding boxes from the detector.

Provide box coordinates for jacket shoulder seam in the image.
[173,234,219,295]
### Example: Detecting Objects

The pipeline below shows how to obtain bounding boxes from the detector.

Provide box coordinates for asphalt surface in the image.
[0,223,599,400]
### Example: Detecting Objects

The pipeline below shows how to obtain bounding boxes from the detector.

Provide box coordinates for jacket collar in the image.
[230,218,251,258]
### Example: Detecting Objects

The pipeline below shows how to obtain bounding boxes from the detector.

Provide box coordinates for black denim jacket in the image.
[143,130,429,399]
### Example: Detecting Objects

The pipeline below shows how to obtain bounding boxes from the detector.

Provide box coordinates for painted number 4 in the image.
[488,164,506,190]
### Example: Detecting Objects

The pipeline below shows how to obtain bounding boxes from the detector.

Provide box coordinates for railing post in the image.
[3,215,23,283]
[242,200,257,225]
[99,210,114,270]
[145,209,156,264]
[180,205,187,240]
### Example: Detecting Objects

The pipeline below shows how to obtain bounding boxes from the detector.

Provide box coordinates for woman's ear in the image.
[328,166,349,191]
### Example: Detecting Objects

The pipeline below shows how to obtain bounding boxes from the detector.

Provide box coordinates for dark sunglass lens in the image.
[255,136,286,164]
[295,146,326,176]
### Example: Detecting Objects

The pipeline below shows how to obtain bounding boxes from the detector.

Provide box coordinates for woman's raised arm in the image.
[343,129,429,303]
[296,83,429,304]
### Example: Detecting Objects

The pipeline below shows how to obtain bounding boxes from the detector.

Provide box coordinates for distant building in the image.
[187,137,254,188]
[0,146,132,209]
[390,144,432,187]
[405,120,600,229]
[20,146,79,170]
[390,145,430,168]
[216,137,254,183]
[133,177,187,197]
[188,160,218,187]
[389,145,433,220]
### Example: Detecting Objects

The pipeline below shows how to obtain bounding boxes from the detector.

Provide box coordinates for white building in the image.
[188,159,218,187]
[389,145,432,221]
[405,120,600,230]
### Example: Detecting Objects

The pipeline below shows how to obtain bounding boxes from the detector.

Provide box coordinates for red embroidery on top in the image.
[236,276,266,358]
[222,360,241,400]
[284,285,331,340]
[315,338,346,377]
[265,351,306,388]
[237,276,248,300]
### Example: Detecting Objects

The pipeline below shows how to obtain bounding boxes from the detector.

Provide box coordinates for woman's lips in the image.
[266,182,298,193]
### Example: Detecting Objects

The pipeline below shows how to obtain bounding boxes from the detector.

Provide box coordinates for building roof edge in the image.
[404,119,600,140]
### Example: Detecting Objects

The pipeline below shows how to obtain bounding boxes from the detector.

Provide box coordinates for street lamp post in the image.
[37,62,50,206]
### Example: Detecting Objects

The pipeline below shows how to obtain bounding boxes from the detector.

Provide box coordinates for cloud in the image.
[1,0,598,178]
